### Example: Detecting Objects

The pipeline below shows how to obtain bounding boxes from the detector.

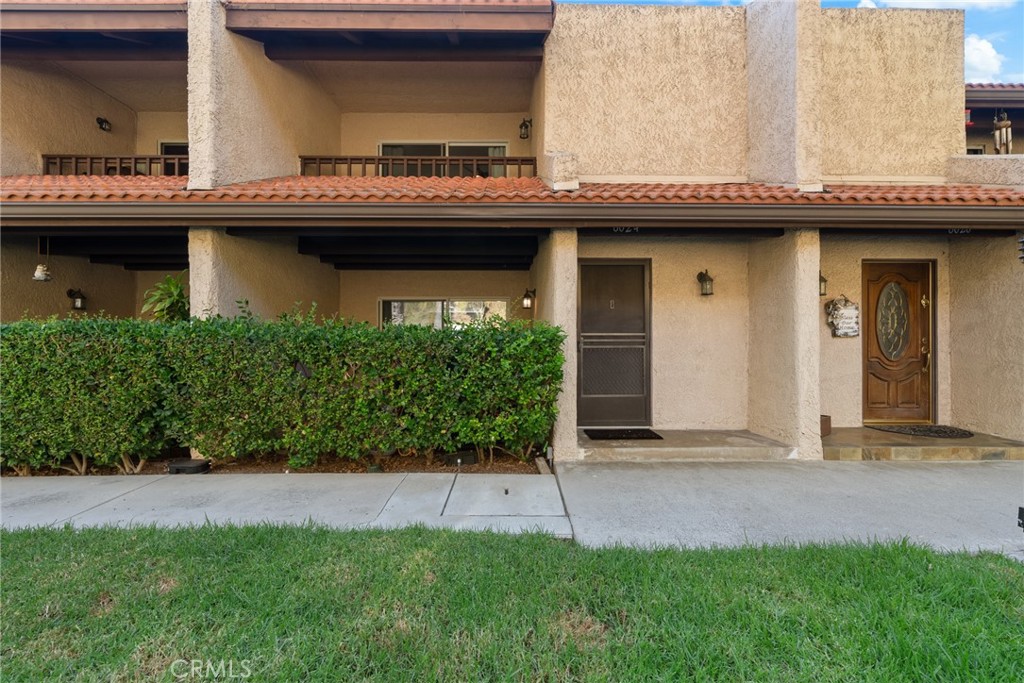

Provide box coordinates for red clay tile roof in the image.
[1,175,1021,206]
[965,83,1024,90]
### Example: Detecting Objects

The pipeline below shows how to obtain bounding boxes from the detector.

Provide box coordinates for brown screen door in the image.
[863,261,934,424]
[578,261,650,427]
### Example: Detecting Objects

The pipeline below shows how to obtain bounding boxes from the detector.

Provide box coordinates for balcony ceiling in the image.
[307,61,536,113]
[52,60,187,112]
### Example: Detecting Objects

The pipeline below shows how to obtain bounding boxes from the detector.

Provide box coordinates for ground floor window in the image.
[381,299,508,329]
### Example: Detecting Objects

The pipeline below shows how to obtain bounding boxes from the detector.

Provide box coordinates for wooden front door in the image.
[578,261,651,427]
[862,261,934,424]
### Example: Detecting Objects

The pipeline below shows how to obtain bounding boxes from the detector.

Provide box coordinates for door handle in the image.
[921,346,931,373]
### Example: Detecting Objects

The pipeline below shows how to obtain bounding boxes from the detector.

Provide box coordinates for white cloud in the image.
[964,33,1006,81]
[857,0,878,7]
[879,1,1018,9]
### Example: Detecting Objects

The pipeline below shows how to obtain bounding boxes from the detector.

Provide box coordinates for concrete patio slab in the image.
[443,474,566,517]
[556,461,1024,559]
[579,429,795,462]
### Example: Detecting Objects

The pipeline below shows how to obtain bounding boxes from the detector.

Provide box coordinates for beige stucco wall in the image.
[529,229,578,460]
[540,4,747,180]
[338,113,532,158]
[0,61,137,176]
[820,9,963,181]
[0,236,137,321]
[578,236,750,430]
[187,1,340,188]
[748,229,821,458]
[947,155,1024,188]
[818,235,952,428]
[337,270,530,325]
[187,229,339,319]
[949,236,1024,441]
[746,0,821,187]
[135,112,189,155]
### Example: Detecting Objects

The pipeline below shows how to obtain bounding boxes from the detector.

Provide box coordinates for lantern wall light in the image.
[697,270,714,296]
[67,289,86,311]
[522,288,536,309]
[519,118,533,140]
[819,271,828,297]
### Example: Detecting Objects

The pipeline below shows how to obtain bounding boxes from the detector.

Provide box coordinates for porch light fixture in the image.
[819,271,828,297]
[697,270,714,296]
[519,118,533,140]
[521,288,536,309]
[33,237,52,282]
[96,117,111,132]
[67,289,86,311]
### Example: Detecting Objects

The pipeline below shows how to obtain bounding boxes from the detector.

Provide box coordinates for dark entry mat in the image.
[868,425,974,439]
[584,429,663,440]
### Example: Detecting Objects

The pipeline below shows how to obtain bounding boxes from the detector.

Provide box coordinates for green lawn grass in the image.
[2,526,1022,682]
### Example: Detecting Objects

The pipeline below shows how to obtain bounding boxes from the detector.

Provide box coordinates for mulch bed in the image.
[3,450,539,477]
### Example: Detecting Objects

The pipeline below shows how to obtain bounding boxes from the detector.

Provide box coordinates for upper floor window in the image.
[380,142,508,177]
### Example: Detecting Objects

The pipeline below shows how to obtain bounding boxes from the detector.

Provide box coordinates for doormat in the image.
[868,425,974,439]
[584,429,663,440]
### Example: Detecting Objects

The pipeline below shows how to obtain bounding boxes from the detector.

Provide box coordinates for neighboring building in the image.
[2,0,1022,461]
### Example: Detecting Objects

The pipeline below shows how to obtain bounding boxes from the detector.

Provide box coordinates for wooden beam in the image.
[334,262,532,271]
[337,30,363,45]
[320,254,534,265]
[226,9,552,33]
[0,46,185,60]
[298,235,538,256]
[263,44,543,62]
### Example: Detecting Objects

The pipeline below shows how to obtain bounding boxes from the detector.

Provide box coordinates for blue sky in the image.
[563,0,1024,84]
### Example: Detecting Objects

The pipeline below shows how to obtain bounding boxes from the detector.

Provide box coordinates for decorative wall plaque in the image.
[825,295,860,338]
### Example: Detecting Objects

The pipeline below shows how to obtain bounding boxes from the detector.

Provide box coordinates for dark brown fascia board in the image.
[966,86,1024,109]
[225,9,552,33]
[263,45,543,61]
[1,202,1021,230]
[0,46,186,59]
[0,6,187,32]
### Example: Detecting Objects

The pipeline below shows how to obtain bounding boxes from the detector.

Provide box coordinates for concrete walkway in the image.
[3,462,1022,559]
[556,461,1024,559]
[0,472,571,538]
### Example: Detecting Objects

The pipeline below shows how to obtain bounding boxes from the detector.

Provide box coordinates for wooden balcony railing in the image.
[42,155,189,176]
[300,156,537,179]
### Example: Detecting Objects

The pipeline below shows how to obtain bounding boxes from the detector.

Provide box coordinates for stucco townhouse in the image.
[1,0,1022,464]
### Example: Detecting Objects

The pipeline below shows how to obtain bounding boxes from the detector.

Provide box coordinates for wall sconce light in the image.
[96,117,112,132]
[67,289,87,311]
[697,270,714,296]
[33,237,52,281]
[819,271,828,297]
[519,118,533,140]
[522,288,536,309]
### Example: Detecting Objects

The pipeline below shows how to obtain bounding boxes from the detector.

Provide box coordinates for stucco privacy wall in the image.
[578,236,750,430]
[135,112,188,155]
[529,229,578,460]
[337,270,530,325]
[746,0,820,188]
[540,4,747,180]
[949,236,1024,441]
[188,230,339,319]
[0,237,136,321]
[187,2,340,188]
[748,229,821,459]
[0,62,137,176]
[819,9,963,181]
[818,235,952,428]
[338,114,532,157]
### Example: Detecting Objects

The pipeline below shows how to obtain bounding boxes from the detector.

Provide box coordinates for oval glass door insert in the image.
[876,282,910,361]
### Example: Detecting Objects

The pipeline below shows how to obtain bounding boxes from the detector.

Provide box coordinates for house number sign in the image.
[825,295,860,338]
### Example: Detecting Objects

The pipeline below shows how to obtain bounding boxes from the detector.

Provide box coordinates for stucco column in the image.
[531,228,579,461]
[747,0,821,190]
[187,0,339,188]
[748,228,822,459]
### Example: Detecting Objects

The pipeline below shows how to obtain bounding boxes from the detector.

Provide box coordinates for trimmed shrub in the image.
[0,318,170,474]
[1,315,565,473]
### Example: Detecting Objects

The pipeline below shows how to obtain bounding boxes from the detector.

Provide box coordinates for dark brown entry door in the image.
[578,262,650,426]
[863,261,934,424]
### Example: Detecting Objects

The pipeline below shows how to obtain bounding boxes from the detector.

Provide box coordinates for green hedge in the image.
[0,316,565,472]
